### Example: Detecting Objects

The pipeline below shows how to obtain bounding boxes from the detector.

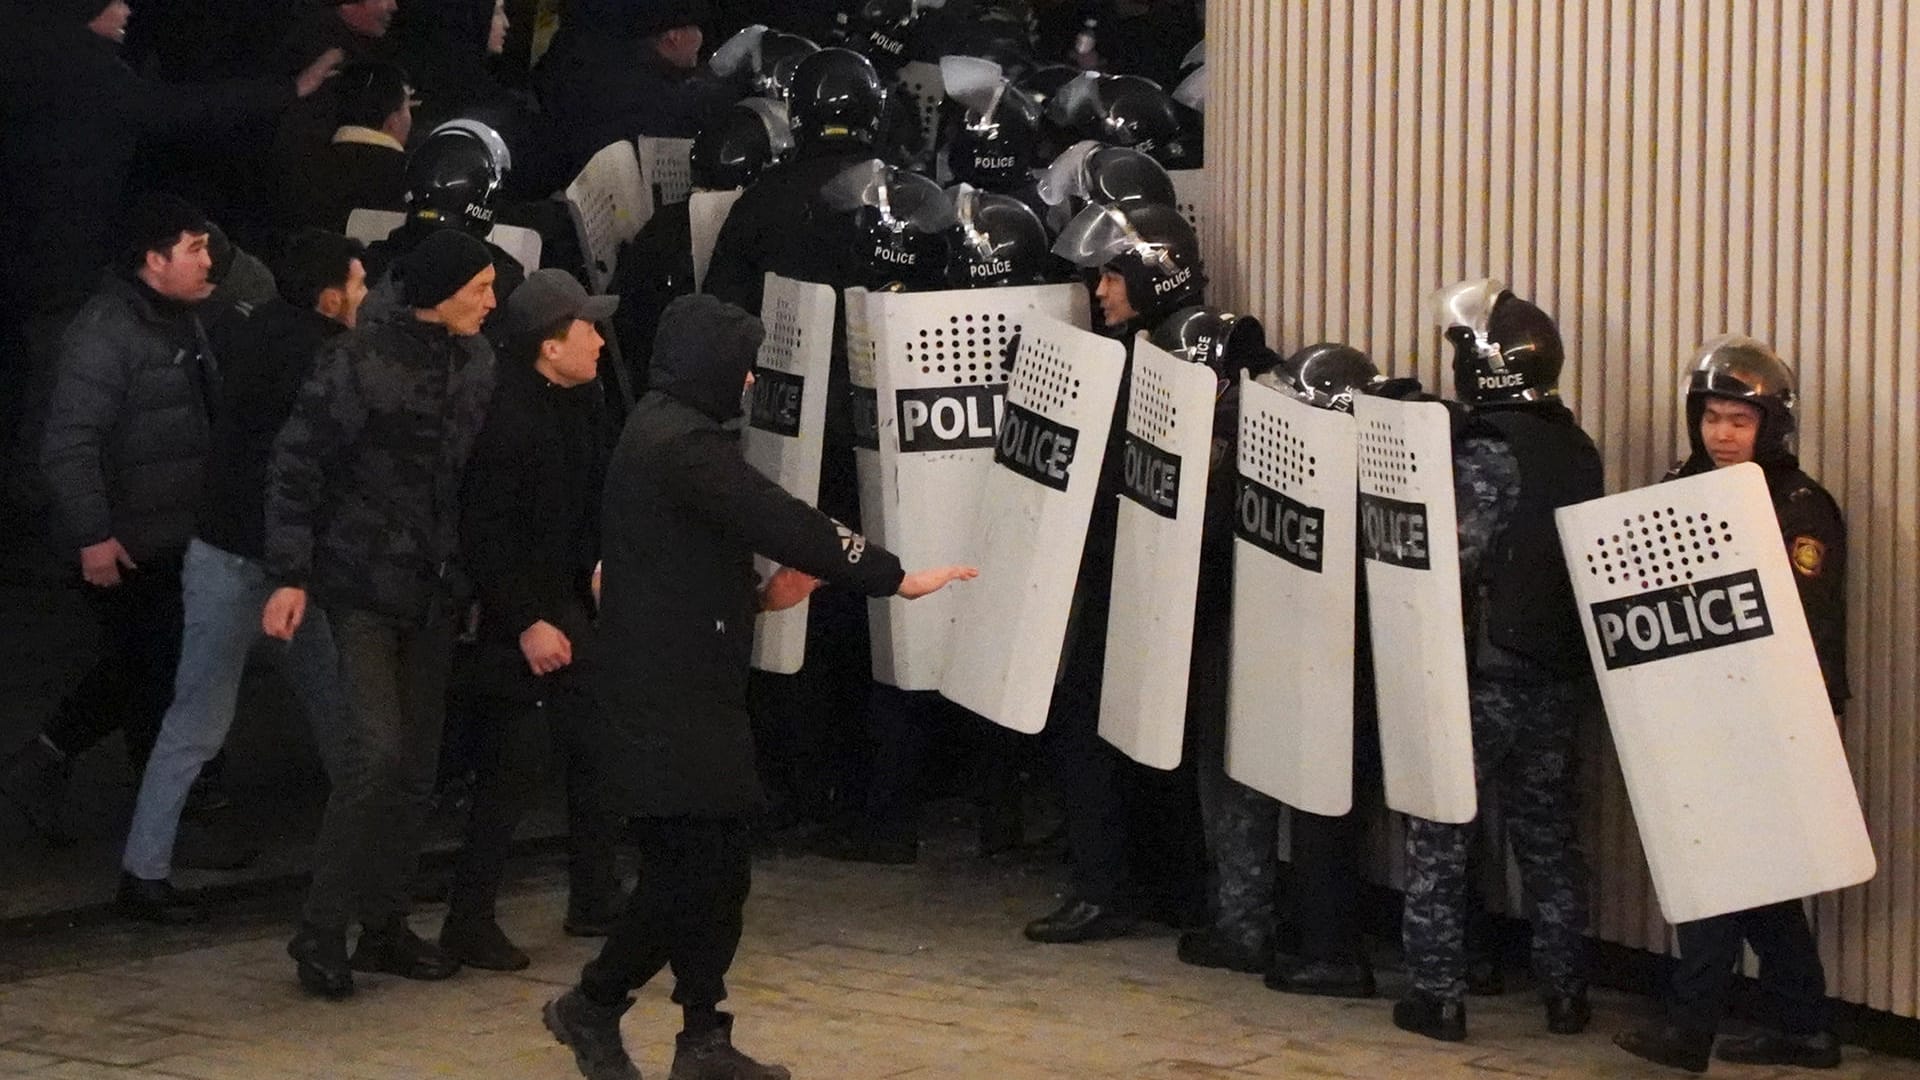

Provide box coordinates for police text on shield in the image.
[1589,568,1774,670]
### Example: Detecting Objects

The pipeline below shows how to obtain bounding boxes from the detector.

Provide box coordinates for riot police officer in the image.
[1614,337,1847,1074]
[941,185,1060,288]
[940,57,1045,195]
[1022,199,1225,943]
[1395,280,1602,1042]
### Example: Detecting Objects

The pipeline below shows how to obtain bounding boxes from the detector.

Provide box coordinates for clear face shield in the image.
[941,55,1009,122]
[738,97,795,158]
[1049,201,1138,269]
[1034,139,1103,207]
[429,118,512,188]
[1430,277,1504,361]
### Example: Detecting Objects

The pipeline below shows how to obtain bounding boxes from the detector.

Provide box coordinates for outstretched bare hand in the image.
[760,567,822,613]
[897,565,979,600]
[294,48,344,98]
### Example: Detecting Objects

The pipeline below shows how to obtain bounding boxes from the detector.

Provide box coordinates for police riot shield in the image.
[866,283,1091,690]
[939,315,1126,733]
[896,61,948,163]
[690,189,745,293]
[1557,463,1874,923]
[1226,376,1359,814]
[1353,395,1476,824]
[637,136,695,207]
[1170,169,1209,257]
[844,287,899,682]
[1096,336,1218,769]
[743,273,838,674]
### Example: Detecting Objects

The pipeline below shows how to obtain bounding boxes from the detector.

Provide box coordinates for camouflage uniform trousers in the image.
[1190,631,1281,954]
[1402,677,1591,1001]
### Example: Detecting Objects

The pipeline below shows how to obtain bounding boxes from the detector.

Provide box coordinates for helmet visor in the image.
[708,24,766,78]
[1035,139,1101,206]
[739,97,795,157]
[1173,66,1206,111]
[940,55,1007,116]
[1050,202,1136,268]
[823,160,956,231]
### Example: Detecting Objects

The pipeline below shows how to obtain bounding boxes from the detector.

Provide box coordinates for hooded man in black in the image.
[539,294,974,1080]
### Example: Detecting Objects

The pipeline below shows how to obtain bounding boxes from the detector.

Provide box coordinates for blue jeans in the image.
[121,539,347,881]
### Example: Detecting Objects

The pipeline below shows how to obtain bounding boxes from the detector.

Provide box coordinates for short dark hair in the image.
[510,315,577,367]
[119,193,209,274]
[334,61,412,131]
[273,230,366,310]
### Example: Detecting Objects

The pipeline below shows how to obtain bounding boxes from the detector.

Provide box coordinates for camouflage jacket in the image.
[264,308,497,624]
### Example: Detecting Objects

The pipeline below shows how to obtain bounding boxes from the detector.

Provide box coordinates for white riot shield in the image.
[1353,395,1476,824]
[1170,169,1209,255]
[896,61,947,161]
[743,273,837,674]
[689,188,744,293]
[1097,337,1218,769]
[866,284,1091,690]
[637,136,695,207]
[1558,464,1874,922]
[844,288,899,683]
[939,316,1126,733]
[1226,377,1359,813]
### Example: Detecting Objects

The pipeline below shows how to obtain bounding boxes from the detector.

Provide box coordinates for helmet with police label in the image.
[709,25,822,101]
[1433,278,1564,404]
[941,56,1042,192]
[1053,200,1204,323]
[1150,305,1275,384]
[1036,140,1175,212]
[789,48,889,149]
[690,99,794,191]
[823,158,955,290]
[1682,334,1798,460]
[404,120,510,235]
[944,184,1053,288]
[849,0,945,72]
[1088,75,1195,167]
[1278,342,1381,413]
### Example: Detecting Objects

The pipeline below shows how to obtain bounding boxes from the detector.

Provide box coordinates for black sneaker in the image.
[287,923,354,1000]
[1715,1029,1842,1069]
[1022,898,1136,944]
[1613,1023,1714,1074]
[1393,992,1468,1042]
[1264,955,1376,999]
[543,989,641,1080]
[0,736,69,840]
[114,873,206,926]
[440,917,531,972]
[1545,990,1592,1035]
[351,918,461,980]
[1175,929,1268,974]
[669,1013,790,1080]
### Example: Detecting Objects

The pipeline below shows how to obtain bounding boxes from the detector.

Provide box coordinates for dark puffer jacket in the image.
[264,308,497,624]
[39,274,217,562]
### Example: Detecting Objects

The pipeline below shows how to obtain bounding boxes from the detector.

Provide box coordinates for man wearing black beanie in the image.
[260,227,499,999]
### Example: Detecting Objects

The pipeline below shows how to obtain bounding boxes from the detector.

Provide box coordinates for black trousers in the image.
[581,817,752,1011]
[1672,900,1830,1036]
[748,586,875,826]
[45,555,186,772]
[860,685,1026,846]
[446,661,621,923]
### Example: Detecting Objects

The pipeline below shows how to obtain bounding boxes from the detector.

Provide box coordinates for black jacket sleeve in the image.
[1779,484,1850,714]
[264,337,367,586]
[459,390,547,636]
[661,427,905,597]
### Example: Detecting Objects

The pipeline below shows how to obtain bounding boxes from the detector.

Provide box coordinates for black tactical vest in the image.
[1475,403,1605,679]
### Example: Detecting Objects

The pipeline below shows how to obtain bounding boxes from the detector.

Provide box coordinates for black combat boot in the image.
[1393,991,1468,1042]
[1023,897,1136,943]
[1264,954,1376,998]
[543,989,641,1080]
[1175,928,1268,974]
[287,922,354,999]
[1544,990,1592,1034]
[669,1013,789,1080]
[350,917,462,980]
[1715,1029,1841,1069]
[440,916,531,971]
[115,873,206,926]
[1613,1023,1714,1073]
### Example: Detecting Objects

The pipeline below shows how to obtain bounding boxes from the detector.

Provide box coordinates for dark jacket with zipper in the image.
[199,299,346,560]
[595,296,905,818]
[264,307,497,624]
[39,274,218,562]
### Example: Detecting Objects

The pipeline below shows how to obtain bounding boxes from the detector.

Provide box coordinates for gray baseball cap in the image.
[505,268,619,337]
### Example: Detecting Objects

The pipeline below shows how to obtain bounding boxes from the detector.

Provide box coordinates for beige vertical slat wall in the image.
[1206,0,1920,1017]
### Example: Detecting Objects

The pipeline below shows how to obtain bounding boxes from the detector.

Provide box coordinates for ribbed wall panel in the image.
[1208,0,1920,1016]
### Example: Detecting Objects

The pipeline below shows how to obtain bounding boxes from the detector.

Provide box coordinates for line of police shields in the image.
[737,270,1872,924]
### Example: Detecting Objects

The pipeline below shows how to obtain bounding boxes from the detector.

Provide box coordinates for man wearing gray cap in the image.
[441,269,626,972]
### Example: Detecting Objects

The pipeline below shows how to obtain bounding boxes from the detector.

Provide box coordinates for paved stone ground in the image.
[5,844,1920,1080]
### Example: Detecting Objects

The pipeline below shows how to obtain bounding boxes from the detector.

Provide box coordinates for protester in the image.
[280,61,415,233]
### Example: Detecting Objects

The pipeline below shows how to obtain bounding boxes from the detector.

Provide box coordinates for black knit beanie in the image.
[399,229,494,308]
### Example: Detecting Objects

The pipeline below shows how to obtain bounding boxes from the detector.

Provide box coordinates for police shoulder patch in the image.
[1791,535,1826,578]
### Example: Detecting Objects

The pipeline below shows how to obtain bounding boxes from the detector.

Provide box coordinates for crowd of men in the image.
[0,1,1858,1078]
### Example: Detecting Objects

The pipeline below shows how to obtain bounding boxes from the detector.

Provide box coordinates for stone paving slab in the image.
[3,849,1920,1079]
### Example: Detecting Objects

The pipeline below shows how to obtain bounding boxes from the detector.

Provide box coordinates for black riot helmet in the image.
[1017,64,1086,159]
[1433,278,1565,405]
[1150,305,1277,385]
[1036,140,1176,212]
[1088,75,1195,167]
[1053,200,1204,325]
[690,100,794,191]
[1682,334,1799,463]
[822,158,955,290]
[944,184,1053,288]
[941,56,1042,192]
[849,0,943,73]
[788,48,889,150]
[1279,343,1382,413]
[708,25,822,101]
[404,120,511,235]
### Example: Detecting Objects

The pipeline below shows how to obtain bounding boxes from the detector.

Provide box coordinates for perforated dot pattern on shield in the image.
[908,312,1018,386]
[638,137,694,207]
[1358,419,1417,497]
[1585,508,1737,591]
[897,62,948,158]
[1170,170,1207,250]
[1129,363,1180,444]
[1240,407,1316,493]
[1011,334,1081,412]
[758,295,806,376]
